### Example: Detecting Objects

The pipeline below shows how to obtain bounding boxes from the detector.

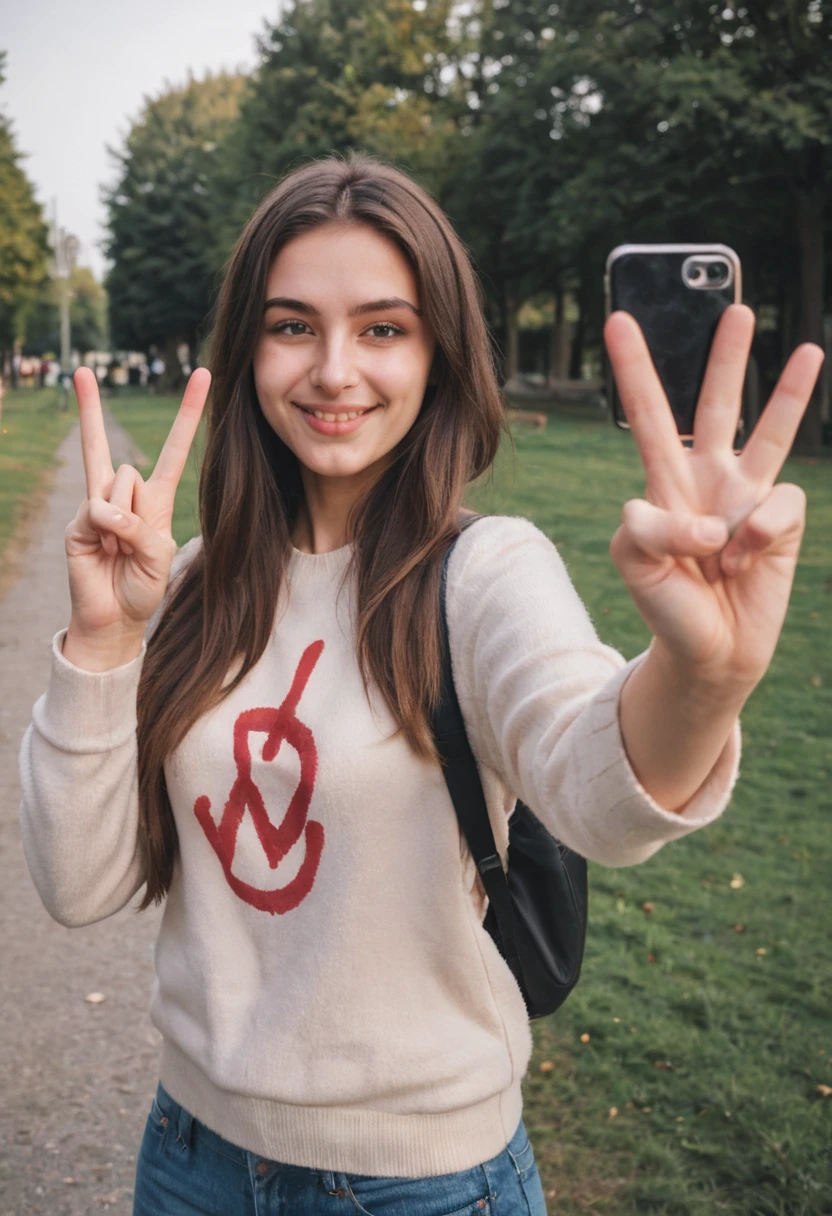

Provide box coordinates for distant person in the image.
[148,355,164,393]
[19,153,824,1216]
[40,357,50,388]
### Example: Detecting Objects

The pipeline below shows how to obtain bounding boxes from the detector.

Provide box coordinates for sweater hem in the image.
[159,1039,523,1178]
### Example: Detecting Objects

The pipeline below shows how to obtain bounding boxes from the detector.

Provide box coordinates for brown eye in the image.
[272,320,309,336]
[366,323,403,339]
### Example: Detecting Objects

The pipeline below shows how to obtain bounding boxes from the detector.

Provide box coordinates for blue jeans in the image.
[133,1083,548,1215]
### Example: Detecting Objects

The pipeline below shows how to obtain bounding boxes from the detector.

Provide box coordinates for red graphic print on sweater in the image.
[194,640,325,914]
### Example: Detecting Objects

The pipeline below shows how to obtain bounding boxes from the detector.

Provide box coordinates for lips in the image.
[292,402,381,436]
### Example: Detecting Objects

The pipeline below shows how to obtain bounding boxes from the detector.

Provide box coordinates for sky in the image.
[2,0,282,279]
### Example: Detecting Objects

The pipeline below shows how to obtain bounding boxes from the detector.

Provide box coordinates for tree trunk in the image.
[161,335,186,392]
[794,153,826,451]
[569,278,588,380]
[548,286,570,384]
[505,286,519,384]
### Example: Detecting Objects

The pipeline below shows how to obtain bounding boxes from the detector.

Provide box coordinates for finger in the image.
[604,312,694,509]
[719,482,806,576]
[150,368,211,494]
[614,498,729,563]
[87,497,175,567]
[74,367,114,501]
[692,304,755,454]
[109,464,143,556]
[738,344,825,485]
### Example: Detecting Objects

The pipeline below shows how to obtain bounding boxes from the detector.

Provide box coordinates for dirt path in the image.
[0,410,161,1216]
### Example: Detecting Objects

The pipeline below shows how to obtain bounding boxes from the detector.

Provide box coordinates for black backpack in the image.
[431,514,588,1020]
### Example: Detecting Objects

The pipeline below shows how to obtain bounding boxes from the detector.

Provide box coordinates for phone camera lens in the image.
[707,262,726,282]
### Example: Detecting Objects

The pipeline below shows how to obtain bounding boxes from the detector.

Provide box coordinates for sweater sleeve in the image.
[445,516,742,868]
[17,536,203,927]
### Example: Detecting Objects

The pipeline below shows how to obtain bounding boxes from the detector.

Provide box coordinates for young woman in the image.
[19,153,822,1216]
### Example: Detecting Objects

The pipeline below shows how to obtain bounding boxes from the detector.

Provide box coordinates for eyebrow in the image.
[263,296,421,318]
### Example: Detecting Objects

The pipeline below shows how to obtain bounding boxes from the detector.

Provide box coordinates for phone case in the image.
[604,244,742,441]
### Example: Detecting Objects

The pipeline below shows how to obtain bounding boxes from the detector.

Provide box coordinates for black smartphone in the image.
[604,243,742,444]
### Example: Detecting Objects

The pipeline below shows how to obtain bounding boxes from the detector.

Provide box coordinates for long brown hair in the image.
[136,151,507,908]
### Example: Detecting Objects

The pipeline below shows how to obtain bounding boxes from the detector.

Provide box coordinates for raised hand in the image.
[63,367,210,665]
[605,304,824,694]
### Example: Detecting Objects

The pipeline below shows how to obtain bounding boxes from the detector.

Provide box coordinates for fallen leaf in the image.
[734,924,746,933]
[730,873,745,889]
[609,1106,619,1119]
[642,1106,652,1114]
[643,902,654,914]
[85,992,106,1005]
[545,1189,557,1199]
[613,1017,622,1023]
[647,953,657,963]
[539,1060,554,1073]
[630,1026,638,1033]
[675,1116,685,1123]
[603,607,611,614]
[655,1060,675,1070]
[809,611,819,619]
[580,1033,591,1044]
[817,1085,832,1098]
[756,947,767,956]
[810,674,822,687]
[63,1178,77,1185]
[777,835,789,845]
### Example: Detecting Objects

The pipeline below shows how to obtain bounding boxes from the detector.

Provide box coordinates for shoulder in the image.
[170,534,203,583]
[448,513,563,584]
[445,512,598,646]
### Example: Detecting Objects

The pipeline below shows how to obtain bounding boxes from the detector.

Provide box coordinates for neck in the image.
[292,461,385,554]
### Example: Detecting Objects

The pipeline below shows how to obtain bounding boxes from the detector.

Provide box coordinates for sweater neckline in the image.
[288,542,354,577]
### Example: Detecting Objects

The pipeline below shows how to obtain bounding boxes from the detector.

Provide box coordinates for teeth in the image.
[307,408,370,422]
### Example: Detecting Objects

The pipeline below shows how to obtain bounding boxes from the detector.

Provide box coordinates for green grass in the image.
[113,395,832,1215]
[0,387,78,594]
[107,391,205,544]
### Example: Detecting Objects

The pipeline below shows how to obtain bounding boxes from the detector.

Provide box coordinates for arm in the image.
[446,517,741,868]
[17,536,202,927]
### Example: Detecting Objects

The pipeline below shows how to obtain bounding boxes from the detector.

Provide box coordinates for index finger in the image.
[149,368,211,494]
[604,311,694,509]
[74,367,114,500]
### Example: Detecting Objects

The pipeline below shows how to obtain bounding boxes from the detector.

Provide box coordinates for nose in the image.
[310,334,360,398]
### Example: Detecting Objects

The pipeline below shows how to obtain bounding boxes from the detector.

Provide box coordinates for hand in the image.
[604,304,824,694]
[64,367,210,646]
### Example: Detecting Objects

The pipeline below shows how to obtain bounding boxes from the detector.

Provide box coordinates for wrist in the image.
[645,638,755,715]
[63,621,146,672]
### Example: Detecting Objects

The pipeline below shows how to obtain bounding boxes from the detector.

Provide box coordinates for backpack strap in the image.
[432,514,524,983]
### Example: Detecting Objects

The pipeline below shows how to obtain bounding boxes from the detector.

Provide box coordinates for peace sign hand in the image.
[605,305,824,695]
[63,367,210,664]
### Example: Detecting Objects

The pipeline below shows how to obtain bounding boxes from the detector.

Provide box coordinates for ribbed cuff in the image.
[31,629,146,753]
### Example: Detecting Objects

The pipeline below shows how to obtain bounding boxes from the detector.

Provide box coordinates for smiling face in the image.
[252,223,435,500]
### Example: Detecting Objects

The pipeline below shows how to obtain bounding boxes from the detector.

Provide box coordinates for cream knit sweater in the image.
[19,515,741,1177]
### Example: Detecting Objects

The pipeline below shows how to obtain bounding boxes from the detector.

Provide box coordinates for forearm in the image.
[618,641,750,814]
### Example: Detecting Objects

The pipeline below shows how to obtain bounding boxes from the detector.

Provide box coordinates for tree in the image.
[0,52,50,375]
[24,265,108,357]
[218,0,465,247]
[104,71,247,386]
